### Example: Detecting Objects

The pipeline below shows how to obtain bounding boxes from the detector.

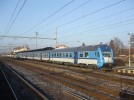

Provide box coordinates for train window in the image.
[47,53,48,57]
[66,53,68,57]
[53,53,55,57]
[63,53,65,57]
[52,53,54,57]
[54,53,56,57]
[59,53,61,57]
[69,53,72,57]
[103,53,111,57]
[97,52,100,57]
[85,52,88,58]
[57,53,59,57]
[80,52,83,57]
[95,52,97,56]
[61,53,63,57]
[63,53,66,57]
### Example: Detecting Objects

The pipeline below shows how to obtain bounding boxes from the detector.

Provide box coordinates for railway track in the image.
[0,60,49,100]
[0,63,17,100]
[3,58,134,99]
[17,58,134,87]
[29,59,134,84]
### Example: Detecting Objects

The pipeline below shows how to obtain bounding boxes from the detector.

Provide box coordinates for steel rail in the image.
[3,63,49,100]
[0,67,18,100]
[64,89,90,100]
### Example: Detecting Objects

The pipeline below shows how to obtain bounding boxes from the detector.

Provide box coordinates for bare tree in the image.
[130,33,134,48]
[109,37,124,56]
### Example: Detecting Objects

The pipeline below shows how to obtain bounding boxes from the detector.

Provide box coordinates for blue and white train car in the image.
[47,44,114,68]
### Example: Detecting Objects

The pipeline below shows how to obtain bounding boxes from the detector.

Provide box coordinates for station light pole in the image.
[127,33,131,67]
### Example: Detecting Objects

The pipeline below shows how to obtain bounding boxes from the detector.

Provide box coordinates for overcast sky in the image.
[0,0,134,52]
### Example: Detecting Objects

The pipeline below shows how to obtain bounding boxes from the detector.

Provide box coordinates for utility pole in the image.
[36,32,38,49]
[8,43,14,57]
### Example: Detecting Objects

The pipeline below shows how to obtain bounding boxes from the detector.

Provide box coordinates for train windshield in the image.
[103,52,111,57]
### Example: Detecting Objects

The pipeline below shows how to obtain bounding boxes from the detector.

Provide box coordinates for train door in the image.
[74,52,78,64]
[97,51,103,68]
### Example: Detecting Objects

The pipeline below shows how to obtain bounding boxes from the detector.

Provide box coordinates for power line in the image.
[16,0,76,46]
[57,0,126,28]
[5,0,28,36]
[58,7,134,34]
[56,18,134,40]
[23,0,75,35]
[14,0,127,48]
[36,0,92,32]
[41,0,126,35]
[3,0,21,36]
[0,35,56,40]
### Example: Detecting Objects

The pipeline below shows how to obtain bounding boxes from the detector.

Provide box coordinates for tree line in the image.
[109,34,134,57]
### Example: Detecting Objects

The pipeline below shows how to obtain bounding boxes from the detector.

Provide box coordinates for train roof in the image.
[17,47,54,53]
[17,44,111,53]
[50,44,111,52]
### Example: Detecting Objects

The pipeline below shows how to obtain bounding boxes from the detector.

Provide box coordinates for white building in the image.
[13,46,29,53]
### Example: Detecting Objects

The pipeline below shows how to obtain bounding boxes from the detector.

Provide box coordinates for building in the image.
[13,46,29,53]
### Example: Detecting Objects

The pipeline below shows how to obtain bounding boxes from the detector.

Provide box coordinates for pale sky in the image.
[0,0,134,52]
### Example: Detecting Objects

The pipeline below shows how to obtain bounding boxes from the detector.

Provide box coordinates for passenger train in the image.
[16,44,114,68]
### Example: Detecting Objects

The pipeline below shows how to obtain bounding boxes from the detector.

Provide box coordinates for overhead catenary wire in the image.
[58,7,134,34]
[40,0,126,35]
[22,0,75,36]
[44,23,134,46]
[3,0,21,36]
[13,0,132,48]
[57,0,126,28]
[36,0,92,32]
[4,0,28,36]
[58,18,134,39]
[18,0,127,48]
[16,0,76,46]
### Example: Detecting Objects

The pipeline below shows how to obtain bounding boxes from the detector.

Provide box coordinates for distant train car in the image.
[16,45,114,68]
